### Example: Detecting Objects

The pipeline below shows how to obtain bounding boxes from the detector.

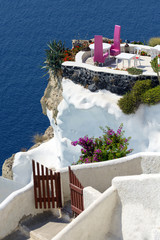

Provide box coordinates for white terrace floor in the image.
[86,55,155,75]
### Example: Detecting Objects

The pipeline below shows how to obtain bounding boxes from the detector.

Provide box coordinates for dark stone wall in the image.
[62,65,159,95]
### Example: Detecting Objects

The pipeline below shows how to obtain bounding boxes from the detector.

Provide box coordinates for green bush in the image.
[148,37,160,47]
[118,80,152,114]
[132,79,152,96]
[150,56,160,84]
[127,67,143,75]
[141,85,160,105]
[118,92,138,114]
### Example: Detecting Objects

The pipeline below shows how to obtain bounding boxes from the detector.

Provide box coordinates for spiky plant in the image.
[42,40,66,87]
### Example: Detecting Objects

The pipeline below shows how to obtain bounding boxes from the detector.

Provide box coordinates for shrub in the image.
[118,92,138,114]
[32,134,48,144]
[63,49,74,61]
[141,85,160,105]
[71,124,133,164]
[127,67,143,75]
[130,40,145,45]
[150,56,160,84]
[148,37,160,47]
[132,79,152,96]
[118,80,152,114]
[20,148,27,152]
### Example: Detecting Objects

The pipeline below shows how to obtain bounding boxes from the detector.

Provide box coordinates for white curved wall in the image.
[12,79,160,186]
[53,174,160,240]
[0,182,58,239]
[0,177,23,203]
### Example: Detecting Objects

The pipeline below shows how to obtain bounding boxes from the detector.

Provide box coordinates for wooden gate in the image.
[32,160,62,209]
[69,166,84,216]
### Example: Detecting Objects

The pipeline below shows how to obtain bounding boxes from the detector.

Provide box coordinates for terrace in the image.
[62,42,159,96]
[86,44,155,74]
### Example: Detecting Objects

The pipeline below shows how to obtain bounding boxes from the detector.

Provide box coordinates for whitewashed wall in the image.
[0,182,59,239]
[1,152,160,239]
[53,186,117,240]
[53,174,160,240]
[59,152,160,202]
[0,177,24,204]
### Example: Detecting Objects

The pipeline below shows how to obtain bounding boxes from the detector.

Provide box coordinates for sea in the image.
[0,0,160,175]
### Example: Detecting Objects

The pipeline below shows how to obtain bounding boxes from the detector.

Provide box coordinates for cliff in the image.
[40,74,63,121]
[2,73,62,179]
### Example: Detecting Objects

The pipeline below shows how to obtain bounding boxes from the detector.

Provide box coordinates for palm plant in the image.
[42,40,66,87]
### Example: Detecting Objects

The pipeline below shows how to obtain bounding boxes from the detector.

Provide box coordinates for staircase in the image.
[2,203,72,240]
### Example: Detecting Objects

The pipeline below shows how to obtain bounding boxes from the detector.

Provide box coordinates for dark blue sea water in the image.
[0,0,160,174]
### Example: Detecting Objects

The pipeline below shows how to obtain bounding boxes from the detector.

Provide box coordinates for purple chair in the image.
[110,25,121,56]
[93,35,109,64]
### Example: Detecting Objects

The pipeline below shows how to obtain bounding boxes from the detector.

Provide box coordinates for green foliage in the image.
[151,56,160,73]
[148,37,160,47]
[150,56,160,84]
[141,51,147,56]
[131,40,145,45]
[118,80,152,114]
[118,92,138,114]
[42,40,66,86]
[127,67,143,75]
[132,79,152,96]
[71,124,133,164]
[141,85,160,105]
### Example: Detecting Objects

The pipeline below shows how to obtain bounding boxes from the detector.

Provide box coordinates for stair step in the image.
[1,229,30,240]
[19,210,71,240]
[2,203,72,240]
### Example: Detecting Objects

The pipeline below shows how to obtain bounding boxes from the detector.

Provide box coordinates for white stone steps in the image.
[2,205,72,240]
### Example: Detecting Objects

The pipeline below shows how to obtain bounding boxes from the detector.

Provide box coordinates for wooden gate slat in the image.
[32,160,38,209]
[41,164,46,209]
[55,172,62,208]
[70,183,83,194]
[50,170,55,208]
[57,172,62,208]
[46,167,50,208]
[37,162,42,209]
[71,205,83,215]
[36,197,57,201]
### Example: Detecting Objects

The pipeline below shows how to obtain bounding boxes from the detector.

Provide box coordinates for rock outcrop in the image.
[40,74,63,121]
[2,154,15,180]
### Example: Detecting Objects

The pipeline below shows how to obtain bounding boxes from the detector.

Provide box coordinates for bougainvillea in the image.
[71,124,133,164]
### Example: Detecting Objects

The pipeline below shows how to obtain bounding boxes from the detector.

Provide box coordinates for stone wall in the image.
[62,65,158,95]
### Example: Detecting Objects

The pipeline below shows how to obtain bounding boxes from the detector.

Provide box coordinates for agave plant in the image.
[42,40,66,87]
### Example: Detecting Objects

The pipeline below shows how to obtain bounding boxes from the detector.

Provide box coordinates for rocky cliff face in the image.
[40,74,63,122]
